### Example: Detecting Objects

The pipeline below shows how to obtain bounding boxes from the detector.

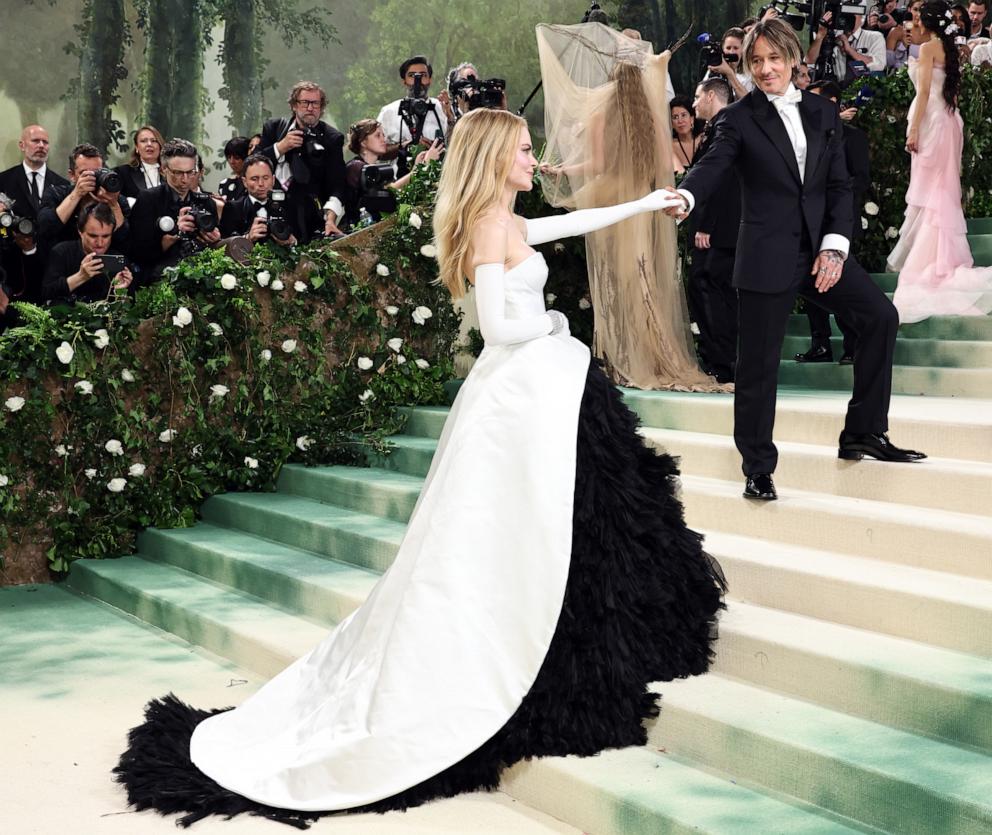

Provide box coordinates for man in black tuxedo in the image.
[260,81,347,242]
[795,79,872,366]
[689,76,740,384]
[667,18,924,501]
[218,154,300,246]
[0,125,68,229]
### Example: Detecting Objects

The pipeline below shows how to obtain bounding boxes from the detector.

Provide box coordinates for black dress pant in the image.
[735,251,898,476]
[805,301,857,357]
[692,245,738,380]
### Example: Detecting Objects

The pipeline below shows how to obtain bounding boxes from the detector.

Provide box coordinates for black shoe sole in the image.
[743,491,778,500]
[838,446,924,463]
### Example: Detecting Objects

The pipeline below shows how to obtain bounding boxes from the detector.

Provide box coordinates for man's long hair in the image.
[741,18,803,80]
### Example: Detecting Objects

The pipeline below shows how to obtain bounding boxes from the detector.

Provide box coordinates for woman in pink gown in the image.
[887,1,992,324]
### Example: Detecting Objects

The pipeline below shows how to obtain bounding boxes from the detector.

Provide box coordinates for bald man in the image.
[0,125,69,224]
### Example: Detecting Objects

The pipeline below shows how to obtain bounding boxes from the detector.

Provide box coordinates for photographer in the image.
[968,0,990,37]
[704,28,754,99]
[806,8,887,81]
[443,64,508,124]
[129,138,222,279]
[218,136,250,202]
[377,56,449,150]
[260,81,348,240]
[218,154,300,245]
[42,202,133,304]
[38,143,130,254]
[0,193,45,306]
[342,119,442,228]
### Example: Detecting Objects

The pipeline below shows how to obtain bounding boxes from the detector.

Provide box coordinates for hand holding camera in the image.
[277,129,306,157]
[247,215,268,243]
[176,206,197,235]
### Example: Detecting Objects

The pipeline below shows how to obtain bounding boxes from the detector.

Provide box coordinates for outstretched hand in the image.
[658,187,690,219]
[640,188,688,213]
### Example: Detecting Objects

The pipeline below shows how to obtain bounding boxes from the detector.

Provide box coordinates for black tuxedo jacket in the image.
[691,111,742,250]
[218,193,303,240]
[129,183,191,271]
[259,117,347,207]
[112,163,158,201]
[679,88,853,294]
[37,183,131,254]
[0,165,69,223]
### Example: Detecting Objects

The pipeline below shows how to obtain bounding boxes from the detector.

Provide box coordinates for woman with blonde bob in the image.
[114,108,725,828]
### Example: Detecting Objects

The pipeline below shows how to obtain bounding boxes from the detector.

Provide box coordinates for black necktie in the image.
[30,171,41,207]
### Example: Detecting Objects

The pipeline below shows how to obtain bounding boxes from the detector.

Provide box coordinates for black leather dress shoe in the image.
[794,345,833,363]
[838,431,928,462]
[744,473,777,500]
[838,354,855,365]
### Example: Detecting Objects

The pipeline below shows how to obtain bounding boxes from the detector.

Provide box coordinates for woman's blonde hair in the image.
[433,109,528,299]
[741,18,803,79]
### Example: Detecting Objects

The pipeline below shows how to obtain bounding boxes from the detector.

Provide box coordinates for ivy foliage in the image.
[0,169,457,579]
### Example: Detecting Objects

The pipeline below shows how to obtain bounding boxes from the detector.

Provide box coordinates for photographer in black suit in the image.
[129,138,222,280]
[667,18,923,501]
[260,81,347,241]
[688,77,740,384]
[42,203,133,304]
[38,143,130,255]
[795,79,872,366]
[0,125,69,229]
[218,154,300,246]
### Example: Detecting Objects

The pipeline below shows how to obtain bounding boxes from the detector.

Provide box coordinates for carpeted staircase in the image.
[61,220,992,834]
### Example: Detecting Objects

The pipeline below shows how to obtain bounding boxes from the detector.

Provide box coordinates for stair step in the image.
[868,272,897,292]
[781,335,992,368]
[65,556,325,678]
[138,524,377,626]
[787,313,992,341]
[368,434,437,478]
[968,233,992,266]
[716,600,992,752]
[653,674,992,835]
[703,530,992,658]
[200,492,405,573]
[278,463,423,524]
[967,217,992,235]
[640,427,992,516]
[679,475,992,580]
[777,361,992,398]
[501,747,866,835]
[397,405,449,440]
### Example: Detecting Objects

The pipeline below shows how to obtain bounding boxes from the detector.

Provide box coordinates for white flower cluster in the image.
[412,306,432,326]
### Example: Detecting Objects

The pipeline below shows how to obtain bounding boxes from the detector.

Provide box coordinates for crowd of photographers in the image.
[0,57,506,329]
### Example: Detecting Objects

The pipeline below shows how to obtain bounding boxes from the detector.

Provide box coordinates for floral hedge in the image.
[0,167,459,584]
[846,63,992,271]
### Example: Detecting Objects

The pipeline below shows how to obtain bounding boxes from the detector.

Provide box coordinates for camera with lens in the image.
[359,162,398,216]
[92,167,122,193]
[697,33,729,68]
[399,72,433,124]
[449,76,506,111]
[879,8,911,26]
[187,191,218,234]
[758,1,809,31]
[300,126,325,158]
[820,1,869,34]
[263,190,293,243]
[0,209,36,238]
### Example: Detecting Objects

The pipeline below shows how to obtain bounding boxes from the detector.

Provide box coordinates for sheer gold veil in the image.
[536,23,724,391]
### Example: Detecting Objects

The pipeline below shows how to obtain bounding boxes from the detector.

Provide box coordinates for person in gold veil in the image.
[537,23,727,391]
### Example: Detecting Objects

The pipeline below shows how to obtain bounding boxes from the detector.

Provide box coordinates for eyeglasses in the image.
[166,168,197,179]
[296,99,322,109]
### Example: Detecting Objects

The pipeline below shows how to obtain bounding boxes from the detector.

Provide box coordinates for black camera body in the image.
[449,77,506,111]
[359,162,398,216]
[263,189,293,243]
[759,1,809,31]
[819,1,869,34]
[879,8,911,26]
[187,191,218,234]
[0,210,36,238]
[93,167,121,193]
[300,125,325,158]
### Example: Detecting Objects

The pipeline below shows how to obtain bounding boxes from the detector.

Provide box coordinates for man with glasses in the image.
[260,80,347,241]
[129,138,222,280]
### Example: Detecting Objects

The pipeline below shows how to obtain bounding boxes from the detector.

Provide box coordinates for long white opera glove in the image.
[475,263,565,346]
[524,189,684,246]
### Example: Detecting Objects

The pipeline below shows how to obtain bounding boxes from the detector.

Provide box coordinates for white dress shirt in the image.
[140,161,161,189]
[834,28,886,79]
[376,97,448,146]
[679,83,849,257]
[22,161,47,202]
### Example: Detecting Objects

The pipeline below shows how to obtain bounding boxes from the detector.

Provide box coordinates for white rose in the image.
[359,389,374,403]
[864,202,879,216]
[107,477,127,493]
[55,445,68,457]
[553,242,565,253]
[4,396,25,412]
[74,380,94,395]
[256,270,271,287]
[208,322,223,336]
[84,468,97,480]
[294,280,307,293]
[0,474,8,487]
[387,337,403,352]
[384,305,399,316]
[56,341,75,364]
[375,263,390,277]
[121,369,135,382]
[244,456,259,469]
[419,244,437,259]
[861,216,869,230]
[396,355,406,364]
[260,349,272,362]
[357,356,374,371]
[408,212,423,229]
[128,463,146,477]
[412,305,433,326]
[93,328,110,349]
[104,439,124,456]
[281,339,297,354]
[578,297,591,310]
[220,273,238,290]
[159,429,176,443]
[885,227,899,240]
[271,279,284,291]
[415,358,430,369]
[296,435,313,451]
[546,293,557,304]
[209,384,229,399]
[172,306,193,328]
